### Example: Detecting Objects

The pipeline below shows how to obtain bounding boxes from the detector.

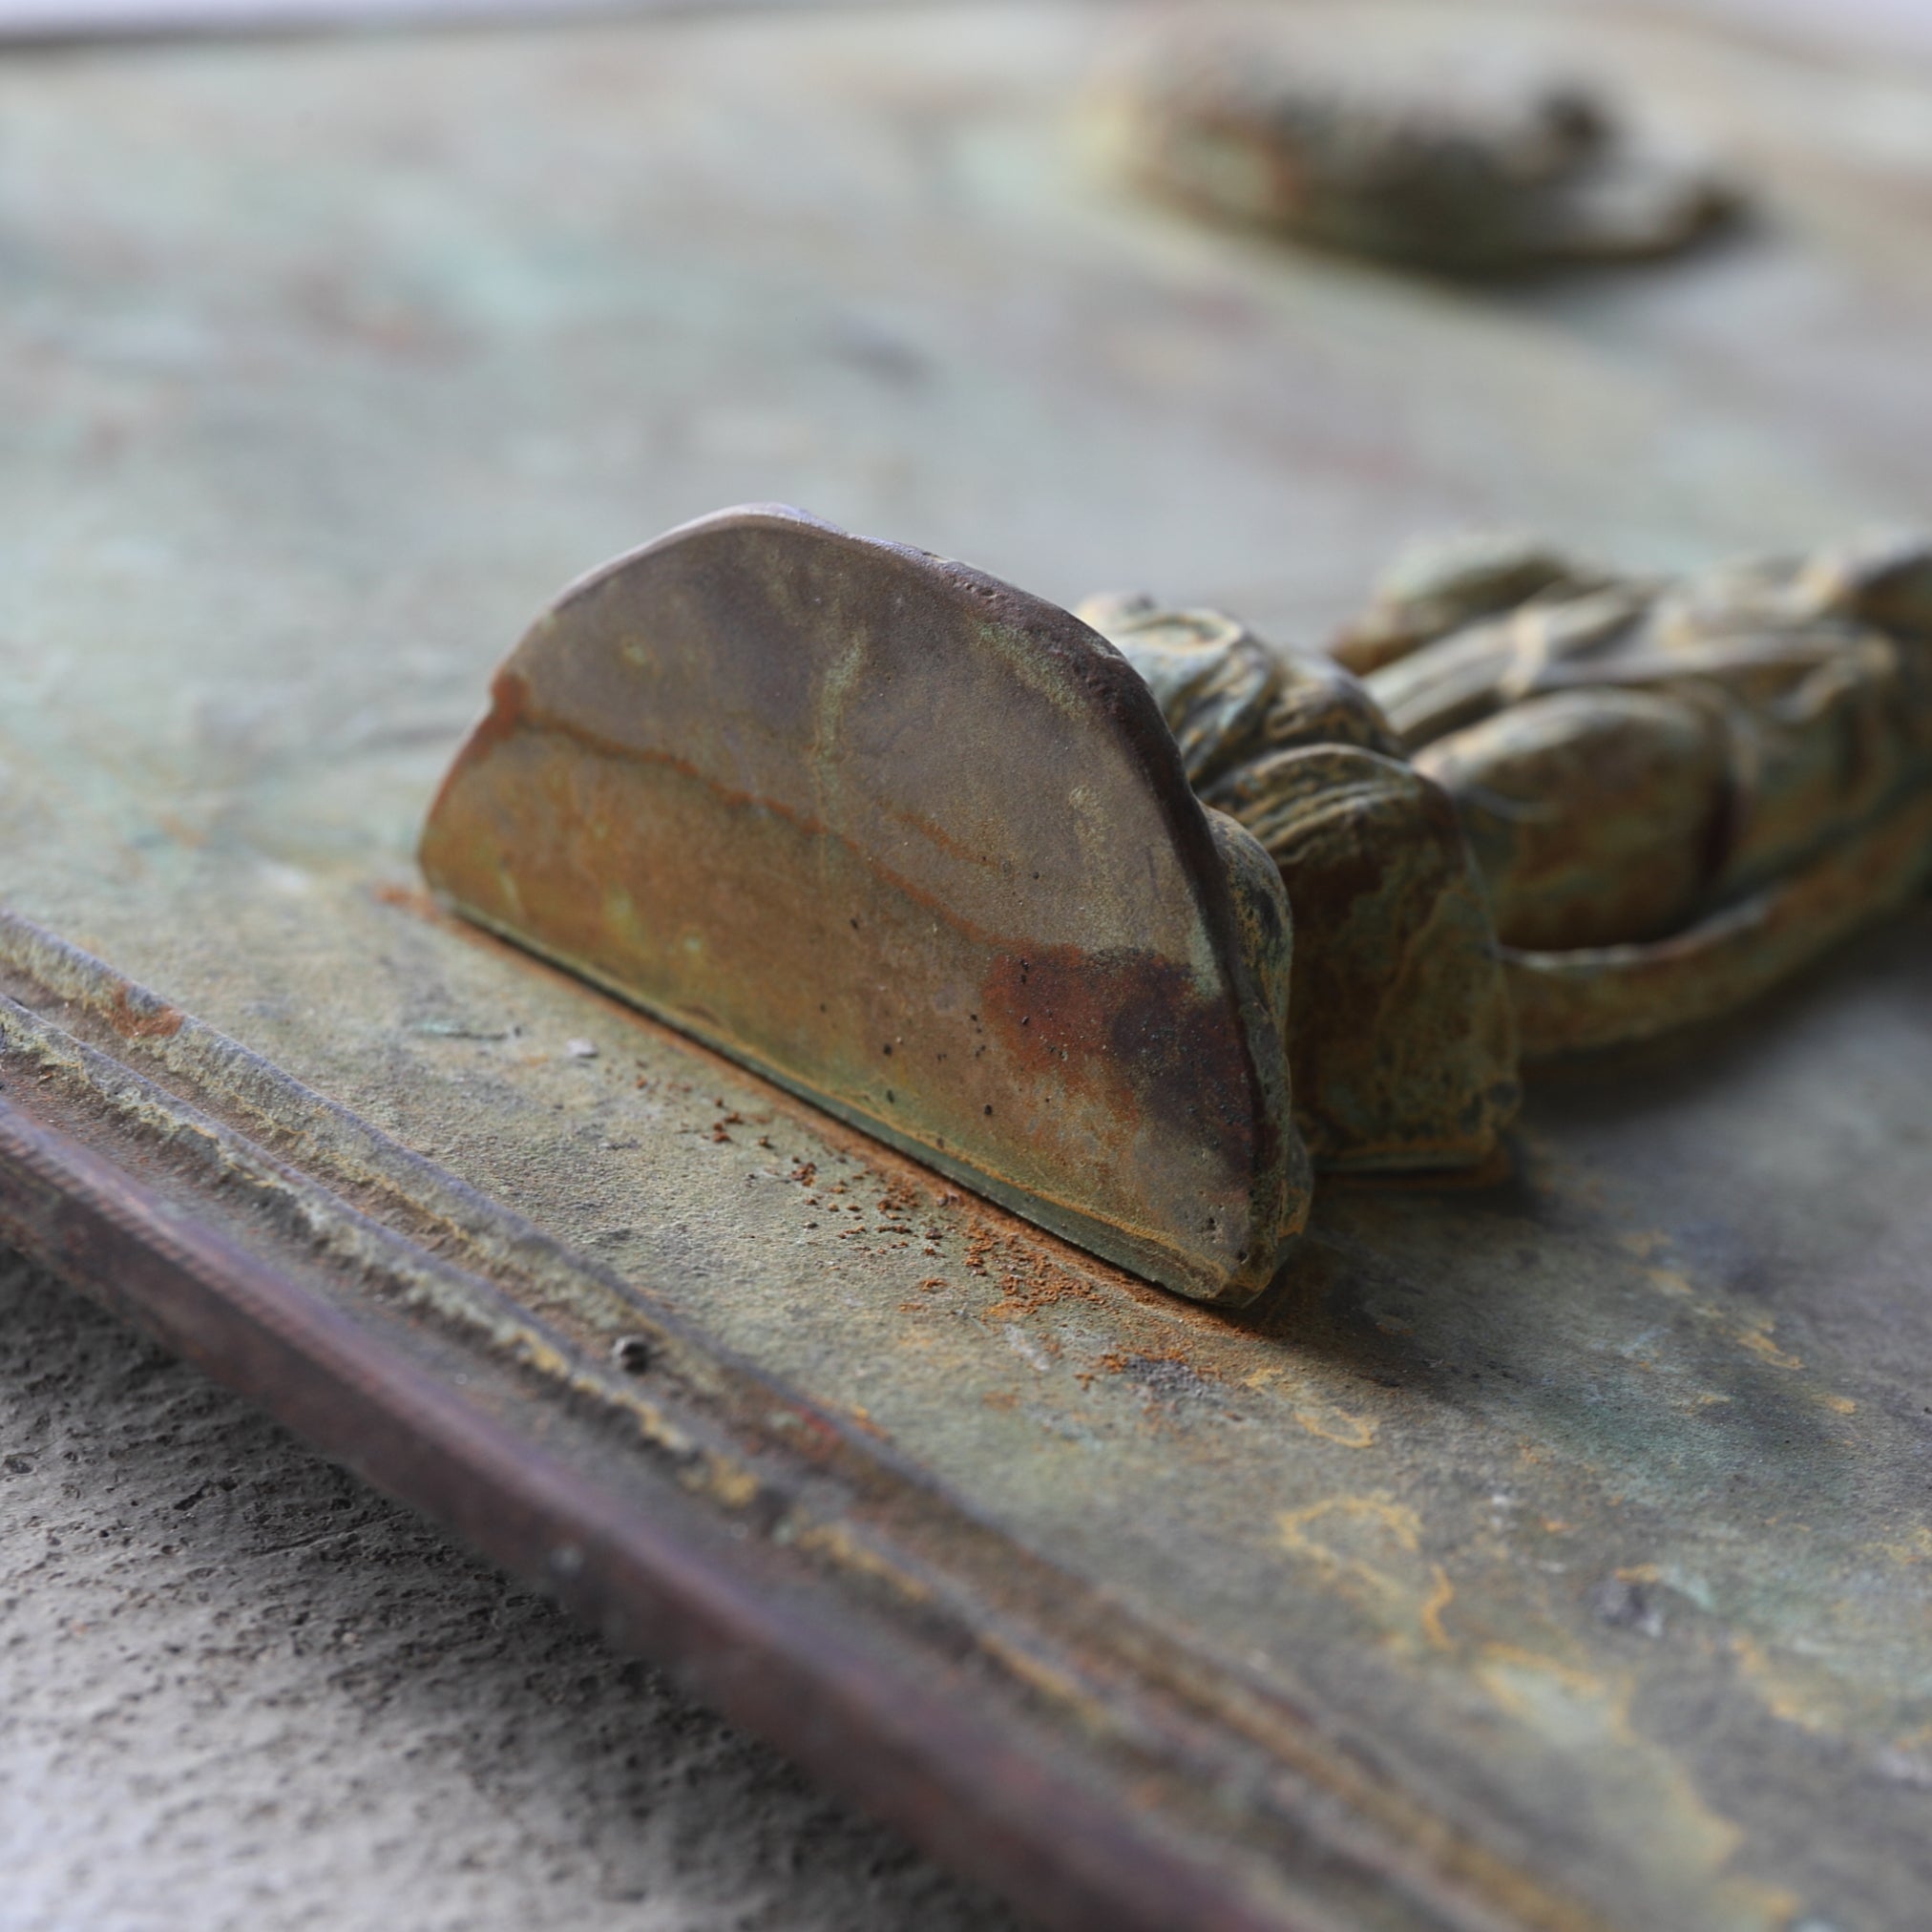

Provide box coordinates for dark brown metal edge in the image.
[0,1093,1287,1932]
[0,911,1595,1932]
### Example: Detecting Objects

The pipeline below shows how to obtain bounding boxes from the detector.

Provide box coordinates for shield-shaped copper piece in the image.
[420,506,1309,1305]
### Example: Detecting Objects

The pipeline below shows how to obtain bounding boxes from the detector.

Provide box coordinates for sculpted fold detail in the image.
[1077,595,1519,1174]
[1347,529,1932,1054]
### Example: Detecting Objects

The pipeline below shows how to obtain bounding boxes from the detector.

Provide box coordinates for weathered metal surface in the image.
[0,909,1424,1932]
[4,6,1932,1931]
[1081,532,1932,1070]
[420,506,1307,1305]
[421,503,1923,1298]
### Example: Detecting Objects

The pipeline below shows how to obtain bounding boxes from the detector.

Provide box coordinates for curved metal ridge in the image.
[420,505,1312,1306]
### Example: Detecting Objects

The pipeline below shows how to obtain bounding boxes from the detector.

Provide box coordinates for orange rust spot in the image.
[773,1407,845,1462]
[107,984,183,1040]
[1419,1565,1456,1650]
[418,668,536,835]
[874,1177,920,1219]
[979,1239,1123,1325]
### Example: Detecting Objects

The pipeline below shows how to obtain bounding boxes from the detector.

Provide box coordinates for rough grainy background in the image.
[0,1252,1024,1932]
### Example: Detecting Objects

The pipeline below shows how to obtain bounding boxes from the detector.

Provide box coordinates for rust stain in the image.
[1291,1399,1377,1449]
[369,880,441,919]
[981,943,1259,1174]
[420,508,1303,1306]
[461,663,534,766]
[1733,1321,1803,1373]
[106,982,183,1040]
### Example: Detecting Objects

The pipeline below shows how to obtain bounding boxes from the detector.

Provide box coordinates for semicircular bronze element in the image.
[420,505,1310,1305]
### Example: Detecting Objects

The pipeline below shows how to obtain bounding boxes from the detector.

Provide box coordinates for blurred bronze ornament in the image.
[1117,43,1740,272]
[1343,528,1932,1053]
[422,511,1929,1304]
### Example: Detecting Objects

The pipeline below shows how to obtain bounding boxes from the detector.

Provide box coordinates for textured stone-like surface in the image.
[0,1255,1018,1932]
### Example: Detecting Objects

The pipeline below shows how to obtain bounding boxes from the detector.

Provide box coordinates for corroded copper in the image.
[1099,532,1932,1066]
[1088,526,1930,1087]
[420,506,1309,1307]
